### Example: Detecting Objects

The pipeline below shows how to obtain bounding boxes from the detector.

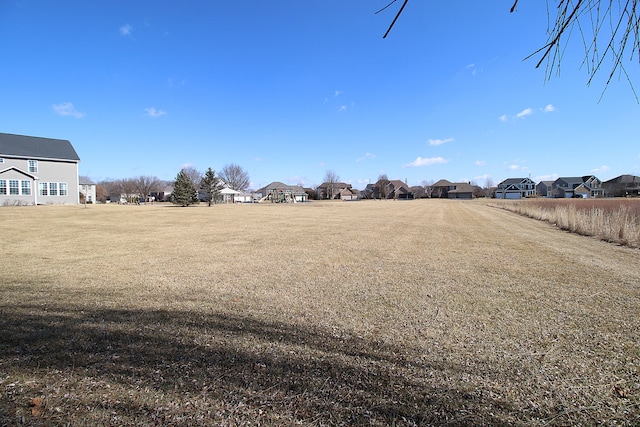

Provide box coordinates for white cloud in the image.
[120,24,132,36]
[508,164,522,171]
[591,165,610,173]
[338,105,347,112]
[516,108,533,118]
[404,156,448,168]
[475,160,486,166]
[542,104,556,113]
[145,107,167,118]
[52,102,85,118]
[499,114,508,122]
[356,152,375,162]
[534,173,559,182]
[334,90,343,97]
[428,137,454,146]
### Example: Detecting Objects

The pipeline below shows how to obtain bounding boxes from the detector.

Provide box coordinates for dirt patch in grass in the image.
[1,201,639,425]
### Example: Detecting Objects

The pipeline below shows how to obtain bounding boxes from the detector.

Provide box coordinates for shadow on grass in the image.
[1,303,527,425]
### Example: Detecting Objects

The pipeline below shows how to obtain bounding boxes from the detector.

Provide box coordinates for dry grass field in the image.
[492,199,640,248]
[1,200,639,426]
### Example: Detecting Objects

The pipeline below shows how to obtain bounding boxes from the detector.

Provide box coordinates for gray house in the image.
[0,133,80,205]
[495,177,536,199]
[536,180,555,197]
[551,175,603,198]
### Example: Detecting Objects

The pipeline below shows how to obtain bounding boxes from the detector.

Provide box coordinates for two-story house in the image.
[551,175,603,198]
[602,175,640,197]
[495,177,536,199]
[0,133,80,205]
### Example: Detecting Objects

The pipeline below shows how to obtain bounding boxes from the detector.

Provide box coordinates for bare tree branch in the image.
[379,0,409,39]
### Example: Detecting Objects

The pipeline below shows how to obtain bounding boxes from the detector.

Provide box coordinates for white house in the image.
[0,133,80,205]
[79,176,96,204]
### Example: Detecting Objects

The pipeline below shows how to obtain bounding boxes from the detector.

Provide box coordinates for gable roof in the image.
[79,176,95,185]
[432,179,453,187]
[258,182,306,194]
[448,183,474,193]
[604,174,640,184]
[499,177,534,186]
[0,133,80,162]
[0,166,39,180]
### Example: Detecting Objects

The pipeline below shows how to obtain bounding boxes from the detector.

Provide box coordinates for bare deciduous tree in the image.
[323,169,341,200]
[377,174,390,199]
[378,0,639,96]
[421,179,434,198]
[220,164,250,191]
[182,166,202,191]
[134,176,161,203]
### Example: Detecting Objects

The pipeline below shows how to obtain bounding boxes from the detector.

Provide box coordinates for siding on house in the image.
[495,178,536,199]
[0,133,80,205]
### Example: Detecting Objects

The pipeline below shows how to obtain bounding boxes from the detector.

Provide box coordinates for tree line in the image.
[94,163,250,207]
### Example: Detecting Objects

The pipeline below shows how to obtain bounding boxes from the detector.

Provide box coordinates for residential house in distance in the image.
[495,177,536,199]
[258,182,308,203]
[337,187,360,201]
[551,175,604,198]
[79,176,96,204]
[536,180,555,197]
[602,175,640,197]
[430,179,456,198]
[447,182,476,199]
[430,179,480,199]
[363,179,413,199]
[0,132,80,205]
[316,182,352,200]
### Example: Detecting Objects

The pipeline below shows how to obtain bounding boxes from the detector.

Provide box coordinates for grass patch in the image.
[491,198,640,248]
[1,201,639,425]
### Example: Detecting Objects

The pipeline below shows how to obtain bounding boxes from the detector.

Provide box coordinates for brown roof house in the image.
[316,182,352,200]
[258,182,308,203]
[602,175,640,197]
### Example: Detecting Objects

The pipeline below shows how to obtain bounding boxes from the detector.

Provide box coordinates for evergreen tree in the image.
[199,167,221,207]
[171,169,199,207]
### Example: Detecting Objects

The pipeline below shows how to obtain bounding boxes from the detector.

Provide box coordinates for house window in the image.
[28,160,38,173]
[39,182,48,196]
[9,180,19,195]
[0,180,6,195]
[49,182,58,196]
[59,182,67,196]
[21,180,31,195]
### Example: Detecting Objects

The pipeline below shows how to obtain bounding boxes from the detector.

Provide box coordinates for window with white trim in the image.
[9,180,19,195]
[28,160,38,173]
[0,180,6,195]
[39,182,48,196]
[59,182,67,196]
[21,180,31,195]
[49,182,58,196]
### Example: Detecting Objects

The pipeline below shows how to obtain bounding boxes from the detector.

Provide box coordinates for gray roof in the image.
[0,133,80,162]
[79,176,95,185]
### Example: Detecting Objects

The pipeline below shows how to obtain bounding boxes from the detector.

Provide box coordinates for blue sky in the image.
[1,1,638,190]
